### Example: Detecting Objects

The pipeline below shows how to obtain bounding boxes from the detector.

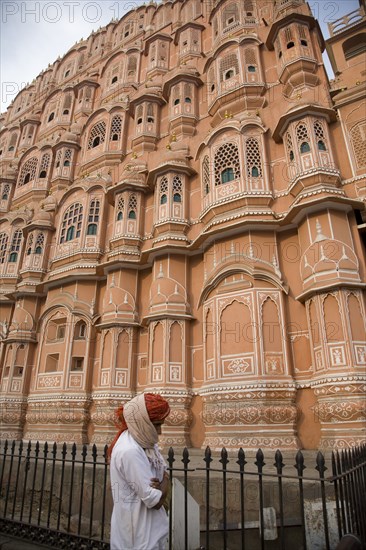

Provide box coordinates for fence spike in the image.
[315,450,327,477]
[255,448,265,472]
[168,446,175,468]
[182,447,190,467]
[294,450,306,476]
[237,447,247,470]
[43,441,49,456]
[204,445,212,465]
[92,443,97,461]
[61,442,67,458]
[274,449,284,474]
[71,442,77,458]
[35,441,40,455]
[82,444,87,459]
[220,447,229,467]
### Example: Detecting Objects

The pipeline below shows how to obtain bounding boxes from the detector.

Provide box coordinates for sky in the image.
[0,0,360,113]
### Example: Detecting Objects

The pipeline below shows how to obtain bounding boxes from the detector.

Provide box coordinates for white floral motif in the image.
[227,358,250,374]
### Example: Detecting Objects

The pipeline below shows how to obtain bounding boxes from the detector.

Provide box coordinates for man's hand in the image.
[151,472,170,509]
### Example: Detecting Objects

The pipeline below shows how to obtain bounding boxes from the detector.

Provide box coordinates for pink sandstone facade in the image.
[0,0,365,451]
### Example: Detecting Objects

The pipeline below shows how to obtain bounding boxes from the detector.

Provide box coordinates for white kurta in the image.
[110,430,169,550]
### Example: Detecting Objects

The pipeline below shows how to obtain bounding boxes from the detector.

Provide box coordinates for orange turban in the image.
[108,393,170,460]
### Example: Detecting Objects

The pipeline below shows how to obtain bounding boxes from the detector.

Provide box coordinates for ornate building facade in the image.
[0,0,365,450]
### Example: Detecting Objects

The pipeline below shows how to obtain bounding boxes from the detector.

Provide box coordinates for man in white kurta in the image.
[110,394,170,550]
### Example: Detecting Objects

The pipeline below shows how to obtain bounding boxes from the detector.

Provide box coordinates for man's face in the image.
[153,422,163,435]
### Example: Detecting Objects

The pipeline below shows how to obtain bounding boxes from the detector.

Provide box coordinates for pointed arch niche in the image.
[261,296,284,376]
[346,292,366,367]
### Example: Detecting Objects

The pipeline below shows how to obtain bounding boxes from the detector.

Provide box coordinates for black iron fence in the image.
[0,440,365,550]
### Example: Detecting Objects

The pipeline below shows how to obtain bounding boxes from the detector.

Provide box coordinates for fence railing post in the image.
[316,450,330,550]
[237,447,246,550]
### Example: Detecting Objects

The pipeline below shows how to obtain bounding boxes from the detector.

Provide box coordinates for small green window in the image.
[66,226,75,241]
[87,223,97,235]
[221,168,234,184]
[300,142,310,153]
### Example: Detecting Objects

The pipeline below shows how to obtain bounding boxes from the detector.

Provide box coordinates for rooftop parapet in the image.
[327,5,366,36]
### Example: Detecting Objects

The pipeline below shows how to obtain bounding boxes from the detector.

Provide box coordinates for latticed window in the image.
[285,27,293,44]
[63,93,72,114]
[147,103,154,123]
[172,175,182,202]
[214,142,240,185]
[8,133,17,151]
[110,115,122,141]
[314,120,327,151]
[245,48,257,74]
[39,153,51,178]
[244,0,254,15]
[136,105,143,124]
[60,203,83,243]
[350,123,366,168]
[245,138,262,177]
[18,157,38,186]
[9,230,22,262]
[35,233,44,254]
[26,234,34,255]
[286,132,295,161]
[117,196,125,220]
[296,123,310,153]
[87,199,100,235]
[64,149,72,167]
[184,83,192,102]
[0,233,8,264]
[128,194,137,219]
[220,53,239,81]
[160,176,168,204]
[127,55,137,77]
[222,3,239,28]
[88,121,106,149]
[203,156,210,194]
[2,184,10,200]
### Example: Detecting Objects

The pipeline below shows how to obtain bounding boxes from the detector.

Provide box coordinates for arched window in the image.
[9,229,22,262]
[136,105,143,125]
[38,153,51,179]
[116,196,124,220]
[214,142,240,186]
[60,203,83,243]
[314,121,327,152]
[110,115,122,142]
[159,177,168,204]
[63,149,72,168]
[296,123,310,153]
[87,121,106,149]
[128,194,137,220]
[147,103,154,123]
[0,233,9,264]
[290,150,294,161]
[172,175,182,202]
[342,33,366,60]
[174,98,180,105]
[2,184,10,200]
[222,3,239,29]
[287,41,295,49]
[318,141,326,151]
[87,223,97,235]
[88,199,100,236]
[48,112,55,122]
[245,137,262,178]
[221,167,235,183]
[112,76,118,84]
[18,157,38,186]
[66,227,74,241]
[350,122,366,169]
[127,55,137,79]
[248,65,256,73]
[35,233,44,254]
[220,53,239,81]
[203,155,210,195]
[8,133,17,152]
[184,97,191,103]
